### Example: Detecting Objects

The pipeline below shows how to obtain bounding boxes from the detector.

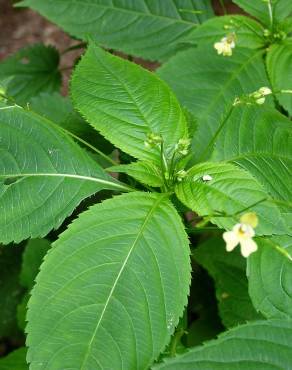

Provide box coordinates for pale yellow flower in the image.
[214,36,235,56]
[223,213,258,258]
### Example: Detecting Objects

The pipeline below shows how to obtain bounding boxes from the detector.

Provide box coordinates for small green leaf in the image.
[109,161,163,187]
[0,44,61,104]
[0,348,28,370]
[175,162,288,235]
[72,43,188,164]
[194,237,262,328]
[248,236,292,319]
[20,239,51,290]
[183,15,265,49]
[267,40,292,115]
[158,46,271,162]
[154,320,292,369]
[0,105,127,244]
[26,192,191,370]
[17,0,214,61]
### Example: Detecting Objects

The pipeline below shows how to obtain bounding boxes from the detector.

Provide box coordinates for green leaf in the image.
[0,105,128,244]
[157,46,271,162]
[17,0,214,61]
[20,239,51,290]
[71,43,188,164]
[0,245,24,337]
[248,236,292,319]
[0,44,61,104]
[0,348,28,370]
[154,320,292,369]
[26,192,191,369]
[175,162,288,235]
[109,161,163,187]
[29,92,114,154]
[183,15,265,49]
[267,40,292,115]
[211,106,292,230]
[233,0,292,25]
[194,237,262,328]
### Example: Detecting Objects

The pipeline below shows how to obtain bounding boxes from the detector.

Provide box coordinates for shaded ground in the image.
[0,0,242,93]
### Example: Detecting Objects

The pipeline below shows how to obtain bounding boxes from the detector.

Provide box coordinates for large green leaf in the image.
[154,320,292,369]
[248,236,292,319]
[0,245,24,337]
[211,106,292,230]
[267,40,292,115]
[194,237,262,328]
[175,162,288,235]
[183,15,265,49]
[0,105,128,244]
[233,0,292,25]
[0,44,61,104]
[17,0,213,61]
[157,46,270,162]
[26,192,191,370]
[72,43,188,164]
[0,348,28,370]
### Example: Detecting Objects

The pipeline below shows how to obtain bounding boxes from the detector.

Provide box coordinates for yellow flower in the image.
[223,213,258,258]
[214,36,235,56]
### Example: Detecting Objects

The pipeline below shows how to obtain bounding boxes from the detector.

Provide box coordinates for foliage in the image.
[0,0,292,368]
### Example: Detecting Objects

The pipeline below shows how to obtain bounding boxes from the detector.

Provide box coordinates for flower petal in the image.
[223,231,239,252]
[240,238,258,258]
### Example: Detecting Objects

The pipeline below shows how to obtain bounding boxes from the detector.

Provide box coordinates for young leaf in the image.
[157,46,270,162]
[183,15,265,49]
[26,192,191,370]
[267,40,292,115]
[154,319,292,369]
[233,0,292,25]
[0,44,61,104]
[211,106,292,231]
[0,105,128,244]
[175,162,288,235]
[0,348,28,370]
[108,161,163,187]
[71,43,188,164]
[20,238,51,290]
[0,245,24,337]
[17,0,214,61]
[248,236,292,319]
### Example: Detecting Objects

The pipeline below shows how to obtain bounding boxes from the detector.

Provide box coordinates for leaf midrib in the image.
[80,193,168,370]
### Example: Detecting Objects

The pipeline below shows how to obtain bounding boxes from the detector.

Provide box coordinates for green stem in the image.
[61,42,87,55]
[219,0,227,15]
[169,329,185,357]
[197,104,234,162]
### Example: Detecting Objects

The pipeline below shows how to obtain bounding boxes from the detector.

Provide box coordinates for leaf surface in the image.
[72,43,188,164]
[211,106,292,231]
[0,44,61,104]
[0,348,28,370]
[17,0,214,61]
[175,162,288,235]
[26,192,191,370]
[248,236,292,319]
[157,46,270,162]
[267,40,292,115]
[154,320,292,369]
[0,105,126,244]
